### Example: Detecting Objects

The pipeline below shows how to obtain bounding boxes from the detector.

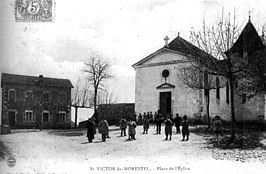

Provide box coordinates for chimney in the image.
[39,75,43,85]
[164,36,169,47]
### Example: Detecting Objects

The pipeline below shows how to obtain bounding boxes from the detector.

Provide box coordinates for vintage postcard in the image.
[0,0,265,174]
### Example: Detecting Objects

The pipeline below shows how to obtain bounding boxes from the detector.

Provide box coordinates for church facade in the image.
[133,22,266,121]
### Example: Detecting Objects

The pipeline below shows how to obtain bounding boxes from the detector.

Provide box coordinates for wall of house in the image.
[135,52,202,118]
[208,85,265,121]
[0,75,2,127]
[1,82,72,129]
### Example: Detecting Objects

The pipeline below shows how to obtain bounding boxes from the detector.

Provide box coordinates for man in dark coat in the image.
[86,118,95,143]
[164,115,174,140]
[119,116,127,136]
[174,113,181,134]
[181,115,190,141]
[155,110,163,134]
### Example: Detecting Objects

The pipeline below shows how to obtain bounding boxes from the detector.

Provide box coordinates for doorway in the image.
[159,92,172,117]
[8,111,16,126]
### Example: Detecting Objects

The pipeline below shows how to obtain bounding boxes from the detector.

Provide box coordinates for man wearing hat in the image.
[86,118,95,143]
[98,116,109,142]
[119,115,128,137]
[164,115,174,140]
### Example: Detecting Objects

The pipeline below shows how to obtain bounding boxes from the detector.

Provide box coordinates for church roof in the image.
[225,20,265,56]
[168,36,212,58]
[133,36,215,68]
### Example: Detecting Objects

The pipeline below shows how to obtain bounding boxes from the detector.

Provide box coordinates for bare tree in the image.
[188,10,243,141]
[83,53,112,123]
[177,66,225,130]
[98,89,118,106]
[71,79,92,128]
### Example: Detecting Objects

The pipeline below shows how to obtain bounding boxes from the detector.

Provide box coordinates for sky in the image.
[0,0,266,105]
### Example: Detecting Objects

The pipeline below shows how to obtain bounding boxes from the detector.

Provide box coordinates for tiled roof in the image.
[132,36,216,67]
[225,20,266,56]
[168,36,214,59]
[1,73,73,88]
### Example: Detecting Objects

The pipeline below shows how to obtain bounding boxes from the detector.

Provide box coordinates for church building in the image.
[133,20,266,122]
[132,34,211,119]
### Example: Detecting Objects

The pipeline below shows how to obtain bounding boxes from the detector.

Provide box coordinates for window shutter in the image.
[216,77,220,99]
[49,114,52,123]
[67,113,70,123]
[14,91,16,102]
[23,112,26,122]
[204,71,209,96]
[33,113,36,122]
[226,81,230,104]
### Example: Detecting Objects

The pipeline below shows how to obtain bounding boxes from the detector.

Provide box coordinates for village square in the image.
[0,0,266,173]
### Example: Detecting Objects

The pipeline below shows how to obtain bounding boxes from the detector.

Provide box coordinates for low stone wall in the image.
[1,125,11,135]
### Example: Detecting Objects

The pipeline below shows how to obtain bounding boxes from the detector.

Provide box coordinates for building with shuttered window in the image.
[1,73,73,129]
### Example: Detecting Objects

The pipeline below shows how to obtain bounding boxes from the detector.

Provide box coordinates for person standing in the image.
[138,113,143,125]
[98,116,109,142]
[174,114,181,134]
[164,115,174,140]
[127,117,137,140]
[155,110,163,134]
[181,115,189,141]
[213,116,223,138]
[119,116,127,137]
[142,116,149,134]
[86,118,95,143]
[149,111,153,123]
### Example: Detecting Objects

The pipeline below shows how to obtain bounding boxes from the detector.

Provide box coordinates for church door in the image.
[159,92,171,117]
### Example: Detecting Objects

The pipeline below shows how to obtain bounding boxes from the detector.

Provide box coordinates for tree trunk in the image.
[94,88,98,124]
[205,90,211,131]
[74,106,78,128]
[229,75,236,142]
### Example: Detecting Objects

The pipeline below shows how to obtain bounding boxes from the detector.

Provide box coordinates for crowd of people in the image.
[86,111,223,143]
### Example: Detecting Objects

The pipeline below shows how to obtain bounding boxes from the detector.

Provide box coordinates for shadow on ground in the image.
[190,125,266,150]
[0,141,11,160]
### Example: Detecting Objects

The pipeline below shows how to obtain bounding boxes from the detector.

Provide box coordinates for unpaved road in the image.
[0,126,265,174]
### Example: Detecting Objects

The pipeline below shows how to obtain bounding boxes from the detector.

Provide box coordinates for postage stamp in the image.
[15,0,55,22]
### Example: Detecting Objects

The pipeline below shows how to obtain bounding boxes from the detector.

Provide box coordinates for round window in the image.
[162,69,170,78]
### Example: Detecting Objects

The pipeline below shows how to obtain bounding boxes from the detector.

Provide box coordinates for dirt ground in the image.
[0,126,265,174]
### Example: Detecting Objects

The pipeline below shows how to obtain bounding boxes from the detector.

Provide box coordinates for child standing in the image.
[119,116,127,136]
[142,116,149,134]
[181,115,189,141]
[127,117,137,140]
[164,115,174,140]
[213,116,223,138]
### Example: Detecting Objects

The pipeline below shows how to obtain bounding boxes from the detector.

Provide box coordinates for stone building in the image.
[132,20,266,122]
[1,73,73,129]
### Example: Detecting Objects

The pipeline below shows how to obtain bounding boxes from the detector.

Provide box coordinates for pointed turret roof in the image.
[225,20,265,56]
